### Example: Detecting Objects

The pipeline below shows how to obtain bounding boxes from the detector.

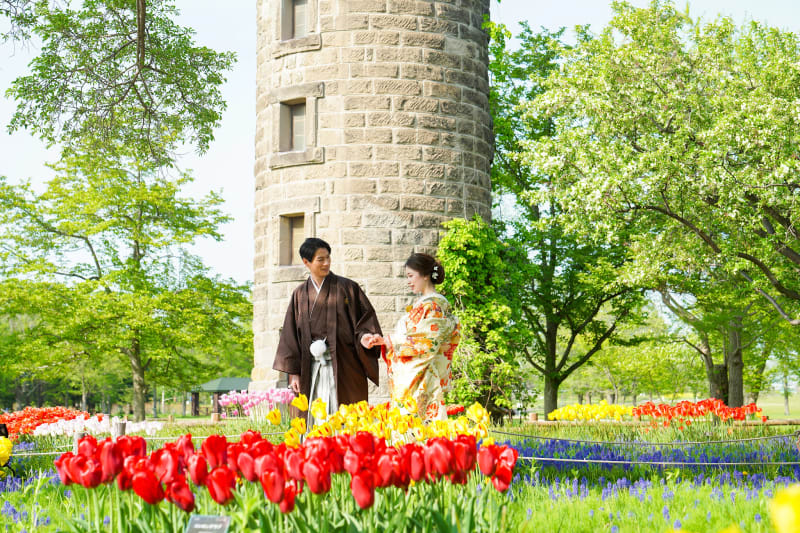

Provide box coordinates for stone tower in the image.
[251,0,493,395]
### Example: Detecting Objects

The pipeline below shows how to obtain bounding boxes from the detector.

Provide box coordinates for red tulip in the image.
[424,439,452,477]
[477,446,496,476]
[206,466,236,505]
[237,451,257,482]
[117,435,147,458]
[492,463,513,492]
[302,457,330,494]
[260,469,285,503]
[117,467,133,491]
[284,449,304,481]
[152,448,180,485]
[54,453,74,485]
[65,455,87,486]
[497,446,518,469]
[350,432,375,455]
[175,434,195,461]
[132,469,165,505]
[254,452,281,478]
[408,447,425,482]
[226,443,244,471]
[187,454,208,487]
[201,435,228,469]
[240,430,262,446]
[343,448,361,475]
[376,453,395,488]
[350,470,375,509]
[77,435,98,457]
[99,440,123,483]
[166,476,196,513]
[279,482,297,513]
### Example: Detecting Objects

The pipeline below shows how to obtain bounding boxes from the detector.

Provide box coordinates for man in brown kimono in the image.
[273,238,383,409]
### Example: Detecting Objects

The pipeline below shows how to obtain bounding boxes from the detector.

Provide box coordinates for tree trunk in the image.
[708,364,729,405]
[726,317,744,407]
[577,393,584,404]
[80,374,88,412]
[543,374,560,417]
[784,374,791,416]
[152,384,158,418]
[126,338,147,421]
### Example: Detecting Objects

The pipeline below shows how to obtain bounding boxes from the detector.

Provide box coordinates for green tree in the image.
[438,217,534,420]
[0,151,252,421]
[3,0,235,164]
[526,0,800,333]
[474,21,646,417]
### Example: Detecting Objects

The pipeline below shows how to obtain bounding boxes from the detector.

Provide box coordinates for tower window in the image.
[281,0,309,41]
[279,214,305,266]
[292,0,308,39]
[279,101,306,152]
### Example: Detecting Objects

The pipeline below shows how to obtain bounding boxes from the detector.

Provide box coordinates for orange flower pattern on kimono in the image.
[382,293,460,421]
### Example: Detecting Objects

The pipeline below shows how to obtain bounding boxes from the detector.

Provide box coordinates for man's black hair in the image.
[299,237,331,262]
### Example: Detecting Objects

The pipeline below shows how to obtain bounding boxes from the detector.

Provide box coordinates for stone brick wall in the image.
[252,0,493,400]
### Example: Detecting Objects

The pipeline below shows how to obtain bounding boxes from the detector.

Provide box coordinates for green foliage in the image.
[526,0,800,327]
[438,216,534,419]
[481,20,646,416]
[4,0,235,164]
[0,151,252,420]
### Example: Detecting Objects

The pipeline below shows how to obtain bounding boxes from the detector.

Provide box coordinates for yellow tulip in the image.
[310,398,328,421]
[266,408,282,425]
[284,428,301,447]
[291,394,309,412]
[291,417,307,435]
[770,484,800,533]
[403,397,418,414]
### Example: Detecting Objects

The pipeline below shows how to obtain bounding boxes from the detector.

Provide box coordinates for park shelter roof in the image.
[196,377,250,393]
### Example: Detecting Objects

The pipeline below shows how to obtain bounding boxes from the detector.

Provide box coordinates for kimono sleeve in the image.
[352,282,382,358]
[273,295,302,375]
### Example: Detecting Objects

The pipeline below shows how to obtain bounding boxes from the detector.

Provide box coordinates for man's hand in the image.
[361,333,384,349]
[289,374,300,394]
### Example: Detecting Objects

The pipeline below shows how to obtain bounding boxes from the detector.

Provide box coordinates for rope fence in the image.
[490,428,800,447]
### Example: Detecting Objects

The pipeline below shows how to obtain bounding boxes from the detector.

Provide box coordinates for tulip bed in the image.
[1,399,799,532]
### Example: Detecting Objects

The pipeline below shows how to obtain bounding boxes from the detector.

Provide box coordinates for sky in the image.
[1,0,798,284]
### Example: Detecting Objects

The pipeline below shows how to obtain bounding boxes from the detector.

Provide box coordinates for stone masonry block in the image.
[370,14,418,31]
[402,162,445,178]
[349,162,400,177]
[364,128,393,143]
[401,32,445,50]
[418,114,457,130]
[376,47,422,63]
[363,212,413,228]
[395,96,439,113]
[344,113,366,127]
[388,0,433,16]
[423,50,461,69]
[342,228,392,245]
[419,18,459,35]
[402,64,444,82]
[375,79,421,96]
[344,95,392,110]
[368,112,415,127]
[333,178,377,194]
[378,177,426,194]
[391,228,440,246]
[349,195,400,211]
[423,146,462,164]
[367,278,409,296]
[348,0,387,13]
[401,195,447,212]
[375,145,422,161]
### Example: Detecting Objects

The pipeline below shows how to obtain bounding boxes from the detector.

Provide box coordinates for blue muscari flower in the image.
[588,510,594,517]
[527,509,532,519]
[706,511,712,522]
[755,513,761,523]
[610,526,619,533]
[104,516,111,526]
[662,505,670,522]
[674,520,682,529]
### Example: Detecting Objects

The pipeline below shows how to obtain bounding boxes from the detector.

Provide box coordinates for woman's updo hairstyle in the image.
[405,253,445,285]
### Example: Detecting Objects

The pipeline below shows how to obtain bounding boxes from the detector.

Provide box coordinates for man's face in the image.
[303,247,331,280]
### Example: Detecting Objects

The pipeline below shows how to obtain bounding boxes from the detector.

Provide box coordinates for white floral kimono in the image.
[382,293,460,421]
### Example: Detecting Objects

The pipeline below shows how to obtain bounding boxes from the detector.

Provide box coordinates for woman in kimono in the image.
[371,253,460,421]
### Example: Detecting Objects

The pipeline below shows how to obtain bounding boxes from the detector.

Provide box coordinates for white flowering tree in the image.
[525,0,800,405]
